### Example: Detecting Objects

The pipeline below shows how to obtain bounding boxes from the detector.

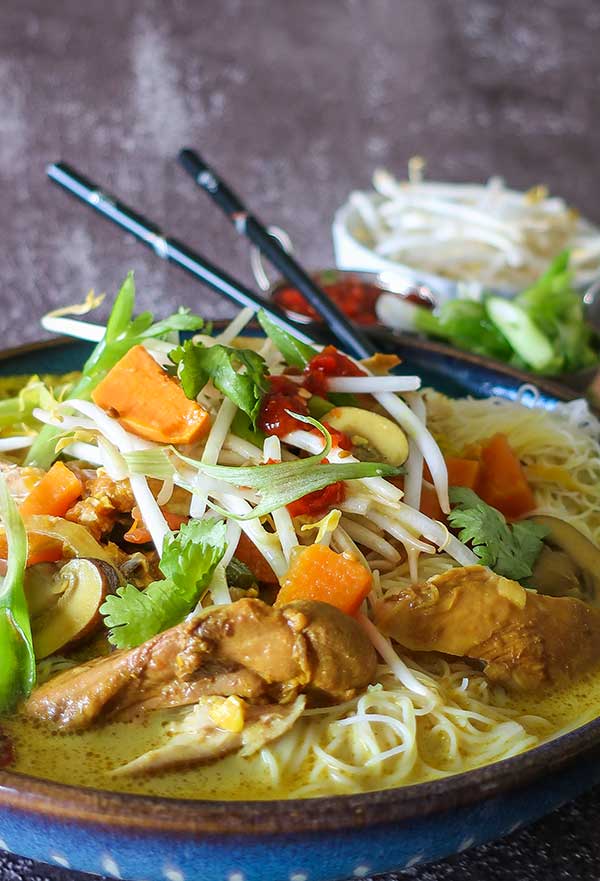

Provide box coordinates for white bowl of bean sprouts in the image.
[333,164,600,300]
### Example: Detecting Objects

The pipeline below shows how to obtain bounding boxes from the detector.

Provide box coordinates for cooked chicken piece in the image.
[112,695,306,776]
[374,565,600,691]
[24,598,376,730]
[65,471,136,540]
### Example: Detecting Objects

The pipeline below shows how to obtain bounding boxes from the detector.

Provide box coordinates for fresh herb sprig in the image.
[101,518,226,649]
[170,339,269,429]
[448,487,547,582]
[398,252,598,376]
[257,310,317,367]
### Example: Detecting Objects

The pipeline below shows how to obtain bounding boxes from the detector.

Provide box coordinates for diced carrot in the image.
[25,535,64,566]
[234,532,279,585]
[20,462,83,518]
[92,345,210,445]
[475,433,535,519]
[124,510,188,544]
[276,544,372,616]
[445,456,480,490]
[0,532,63,568]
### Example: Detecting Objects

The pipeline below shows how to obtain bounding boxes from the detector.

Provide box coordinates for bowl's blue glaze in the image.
[0,334,598,881]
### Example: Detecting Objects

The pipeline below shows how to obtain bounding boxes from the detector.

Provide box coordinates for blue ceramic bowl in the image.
[1,334,599,881]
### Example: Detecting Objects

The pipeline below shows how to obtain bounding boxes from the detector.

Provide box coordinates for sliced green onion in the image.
[485,297,555,371]
[0,478,36,711]
[125,414,402,522]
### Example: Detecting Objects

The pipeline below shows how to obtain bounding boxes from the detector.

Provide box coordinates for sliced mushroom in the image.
[530,515,600,606]
[24,563,64,619]
[325,406,409,466]
[29,559,120,659]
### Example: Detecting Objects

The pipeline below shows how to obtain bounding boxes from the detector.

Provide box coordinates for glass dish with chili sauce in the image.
[270,269,435,327]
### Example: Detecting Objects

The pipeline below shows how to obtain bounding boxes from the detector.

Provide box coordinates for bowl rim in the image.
[0,335,599,837]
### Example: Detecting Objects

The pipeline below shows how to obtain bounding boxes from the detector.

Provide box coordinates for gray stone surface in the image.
[1,0,600,345]
[1,0,600,878]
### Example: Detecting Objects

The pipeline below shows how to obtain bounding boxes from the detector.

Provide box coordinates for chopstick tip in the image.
[178,148,208,179]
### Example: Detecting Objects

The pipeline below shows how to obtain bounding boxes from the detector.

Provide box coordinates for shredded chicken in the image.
[112,695,306,775]
[374,565,600,691]
[65,471,135,540]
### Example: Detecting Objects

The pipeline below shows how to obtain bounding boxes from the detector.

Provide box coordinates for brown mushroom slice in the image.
[530,516,600,605]
[31,559,120,659]
[24,563,64,619]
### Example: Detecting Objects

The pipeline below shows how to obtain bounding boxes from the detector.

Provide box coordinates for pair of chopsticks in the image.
[47,151,377,360]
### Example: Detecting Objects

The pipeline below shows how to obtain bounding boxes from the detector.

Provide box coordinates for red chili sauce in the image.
[273,276,434,326]
[303,345,365,397]
[258,349,361,517]
[287,480,346,518]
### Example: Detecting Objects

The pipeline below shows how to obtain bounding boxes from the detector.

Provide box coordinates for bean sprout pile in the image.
[344,158,600,291]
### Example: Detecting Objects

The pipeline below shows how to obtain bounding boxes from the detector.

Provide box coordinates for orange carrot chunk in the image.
[475,433,535,519]
[445,456,480,490]
[276,544,372,616]
[0,532,63,568]
[92,345,210,445]
[124,510,188,544]
[20,462,83,519]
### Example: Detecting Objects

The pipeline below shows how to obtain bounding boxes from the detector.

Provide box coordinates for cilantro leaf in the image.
[101,518,226,648]
[169,339,269,428]
[448,487,548,581]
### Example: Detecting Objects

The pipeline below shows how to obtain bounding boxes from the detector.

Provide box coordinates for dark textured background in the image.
[2,0,600,878]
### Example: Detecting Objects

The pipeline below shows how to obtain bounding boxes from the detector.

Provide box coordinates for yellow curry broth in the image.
[5,667,600,800]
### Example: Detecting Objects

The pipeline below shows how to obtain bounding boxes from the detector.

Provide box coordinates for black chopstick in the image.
[178,148,377,360]
[46,162,323,346]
